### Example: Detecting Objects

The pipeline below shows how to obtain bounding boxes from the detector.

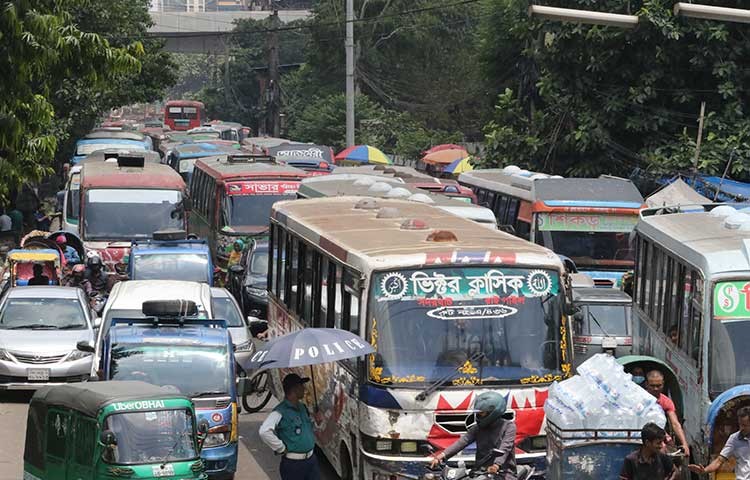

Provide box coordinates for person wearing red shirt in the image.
[646,370,689,459]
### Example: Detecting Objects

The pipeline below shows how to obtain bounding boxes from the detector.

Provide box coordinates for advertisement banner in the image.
[225,181,299,196]
[714,281,750,320]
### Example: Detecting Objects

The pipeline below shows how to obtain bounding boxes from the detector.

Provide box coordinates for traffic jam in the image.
[3,100,749,480]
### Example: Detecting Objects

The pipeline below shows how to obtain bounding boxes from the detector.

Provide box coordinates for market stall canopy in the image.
[335,145,391,165]
[443,156,474,174]
[423,144,466,156]
[646,178,710,208]
[422,148,471,165]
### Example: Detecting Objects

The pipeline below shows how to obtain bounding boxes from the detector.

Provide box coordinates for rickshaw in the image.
[23,381,210,480]
[545,355,685,480]
[3,249,61,287]
[704,386,750,480]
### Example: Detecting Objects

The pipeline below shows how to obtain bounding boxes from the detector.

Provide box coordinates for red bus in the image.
[78,156,189,268]
[188,153,308,266]
[164,100,205,131]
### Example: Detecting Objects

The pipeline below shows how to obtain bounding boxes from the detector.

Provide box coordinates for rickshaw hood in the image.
[706,385,750,447]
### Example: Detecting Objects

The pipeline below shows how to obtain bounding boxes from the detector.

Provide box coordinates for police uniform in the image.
[259,375,320,480]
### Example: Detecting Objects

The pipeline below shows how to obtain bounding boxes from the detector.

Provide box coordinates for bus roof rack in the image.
[117,155,145,168]
[225,154,274,164]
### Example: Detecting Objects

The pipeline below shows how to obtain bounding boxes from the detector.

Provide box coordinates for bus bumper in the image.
[361,449,546,479]
[202,442,238,479]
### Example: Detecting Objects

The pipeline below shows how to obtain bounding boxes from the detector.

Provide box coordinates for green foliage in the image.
[0,0,139,201]
[480,0,750,179]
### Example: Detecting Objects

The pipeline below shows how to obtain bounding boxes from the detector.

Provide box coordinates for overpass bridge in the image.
[149,10,312,53]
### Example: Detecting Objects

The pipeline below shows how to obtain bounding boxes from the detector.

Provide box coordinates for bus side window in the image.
[495,196,508,224]
[45,410,68,460]
[333,265,344,330]
[689,275,703,362]
[486,192,496,212]
[515,220,530,241]
[324,260,336,328]
[270,224,277,294]
[287,237,299,312]
[301,245,314,324]
[660,255,676,337]
[74,417,96,466]
[312,254,327,327]
[276,227,286,302]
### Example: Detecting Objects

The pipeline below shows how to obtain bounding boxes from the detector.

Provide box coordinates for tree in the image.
[0,0,139,201]
[480,0,750,179]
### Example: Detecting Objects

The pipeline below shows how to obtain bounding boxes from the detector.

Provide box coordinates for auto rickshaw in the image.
[545,355,685,480]
[2,249,61,287]
[23,381,210,480]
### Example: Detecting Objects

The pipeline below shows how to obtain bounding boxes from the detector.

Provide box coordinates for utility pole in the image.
[692,101,706,180]
[345,0,355,147]
[268,7,281,137]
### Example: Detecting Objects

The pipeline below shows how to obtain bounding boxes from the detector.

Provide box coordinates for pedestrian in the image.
[689,406,750,479]
[34,206,51,231]
[259,373,320,480]
[7,205,23,240]
[646,370,690,458]
[0,209,11,232]
[620,422,678,480]
[55,235,80,264]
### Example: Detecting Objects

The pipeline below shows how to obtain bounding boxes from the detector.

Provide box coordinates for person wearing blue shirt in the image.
[259,373,320,480]
[55,235,80,264]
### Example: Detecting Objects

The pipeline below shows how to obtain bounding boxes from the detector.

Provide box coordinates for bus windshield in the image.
[711,280,750,394]
[368,267,566,386]
[109,344,231,397]
[132,253,209,283]
[84,189,184,241]
[102,409,197,465]
[536,213,636,267]
[222,182,298,227]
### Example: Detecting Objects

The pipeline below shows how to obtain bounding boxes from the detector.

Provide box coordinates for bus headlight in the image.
[234,340,253,352]
[203,432,229,448]
[375,440,392,451]
[246,287,267,298]
[400,441,418,453]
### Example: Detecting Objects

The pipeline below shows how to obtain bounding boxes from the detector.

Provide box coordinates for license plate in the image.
[152,464,174,477]
[27,369,49,381]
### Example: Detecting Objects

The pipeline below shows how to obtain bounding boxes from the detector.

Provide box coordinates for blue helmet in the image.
[474,391,508,427]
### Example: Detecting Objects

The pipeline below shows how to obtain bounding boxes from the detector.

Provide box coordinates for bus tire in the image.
[241,370,272,413]
[339,443,353,480]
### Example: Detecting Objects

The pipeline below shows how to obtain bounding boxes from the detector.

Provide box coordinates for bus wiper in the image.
[415,351,485,402]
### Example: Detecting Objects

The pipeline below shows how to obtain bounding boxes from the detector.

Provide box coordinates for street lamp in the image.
[673,3,750,24]
[528,5,639,28]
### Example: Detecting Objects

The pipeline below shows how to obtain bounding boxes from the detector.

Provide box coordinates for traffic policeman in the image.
[259,373,320,480]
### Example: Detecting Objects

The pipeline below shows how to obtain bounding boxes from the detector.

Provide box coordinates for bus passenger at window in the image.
[646,370,689,459]
[668,326,679,345]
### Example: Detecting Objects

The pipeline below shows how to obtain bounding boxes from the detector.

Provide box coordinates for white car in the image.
[210,287,254,372]
[89,280,213,377]
[0,286,96,389]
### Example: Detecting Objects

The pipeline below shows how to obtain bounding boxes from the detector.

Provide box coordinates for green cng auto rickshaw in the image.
[23,381,209,480]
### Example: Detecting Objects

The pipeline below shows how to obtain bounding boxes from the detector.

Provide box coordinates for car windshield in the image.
[110,344,231,397]
[711,280,750,394]
[368,267,566,386]
[577,303,630,336]
[0,298,86,329]
[84,189,184,241]
[211,296,245,327]
[250,248,268,275]
[133,253,209,283]
[102,409,197,465]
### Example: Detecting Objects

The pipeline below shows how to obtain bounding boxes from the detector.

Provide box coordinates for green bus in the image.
[23,381,209,480]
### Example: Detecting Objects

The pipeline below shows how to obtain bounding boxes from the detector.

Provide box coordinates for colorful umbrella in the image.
[423,144,466,156]
[422,148,471,165]
[335,145,391,165]
[444,156,474,174]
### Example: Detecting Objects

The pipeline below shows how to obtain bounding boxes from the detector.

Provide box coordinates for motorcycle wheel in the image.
[242,370,272,413]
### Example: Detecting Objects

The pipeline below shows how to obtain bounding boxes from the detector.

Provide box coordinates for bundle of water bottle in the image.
[544,354,666,438]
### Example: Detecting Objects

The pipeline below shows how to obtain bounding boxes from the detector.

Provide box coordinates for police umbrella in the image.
[245,328,375,411]
[246,327,374,371]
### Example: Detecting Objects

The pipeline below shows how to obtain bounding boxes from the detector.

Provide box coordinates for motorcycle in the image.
[89,291,108,316]
[423,448,536,480]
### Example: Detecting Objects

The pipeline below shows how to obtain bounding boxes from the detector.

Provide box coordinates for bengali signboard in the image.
[268,144,333,163]
[225,181,299,196]
[537,213,637,233]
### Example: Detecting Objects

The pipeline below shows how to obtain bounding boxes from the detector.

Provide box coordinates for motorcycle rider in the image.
[84,255,109,296]
[429,391,517,479]
[65,264,93,296]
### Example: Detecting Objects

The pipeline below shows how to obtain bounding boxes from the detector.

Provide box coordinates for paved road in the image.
[0,392,339,480]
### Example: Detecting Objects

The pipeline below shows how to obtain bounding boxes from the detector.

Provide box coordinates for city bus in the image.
[297,176,497,228]
[164,100,206,131]
[632,204,750,475]
[264,196,573,479]
[167,142,239,184]
[78,156,189,268]
[189,153,307,267]
[459,167,644,288]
